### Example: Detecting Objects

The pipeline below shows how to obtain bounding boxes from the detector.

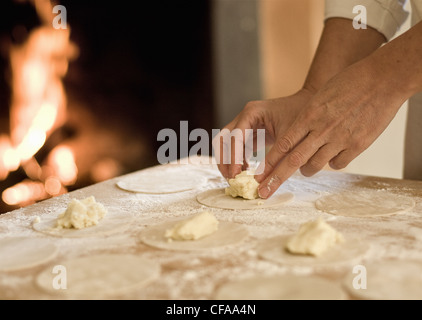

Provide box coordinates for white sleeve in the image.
[325,0,409,40]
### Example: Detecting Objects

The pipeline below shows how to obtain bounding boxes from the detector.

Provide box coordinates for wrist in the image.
[297,86,318,100]
[365,22,422,101]
[301,83,319,96]
[365,49,419,105]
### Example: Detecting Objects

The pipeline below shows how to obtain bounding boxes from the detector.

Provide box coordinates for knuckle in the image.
[275,136,293,154]
[213,129,229,147]
[351,138,367,151]
[307,157,324,172]
[304,102,328,121]
[265,157,278,172]
[300,166,317,177]
[243,101,261,112]
[288,150,306,168]
[211,134,221,148]
[307,130,325,147]
[232,128,244,142]
[330,158,348,170]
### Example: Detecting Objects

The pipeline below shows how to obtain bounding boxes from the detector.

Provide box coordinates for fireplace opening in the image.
[0,0,214,214]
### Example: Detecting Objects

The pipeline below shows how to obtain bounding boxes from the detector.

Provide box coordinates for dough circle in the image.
[36,254,160,298]
[139,220,248,251]
[315,190,415,217]
[214,275,345,300]
[196,188,294,210]
[116,170,207,194]
[0,237,58,272]
[257,235,369,268]
[342,260,422,300]
[33,211,133,238]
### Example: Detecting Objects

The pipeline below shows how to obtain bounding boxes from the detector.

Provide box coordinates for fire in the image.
[15,101,59,162]
[1,0,78,208]
[0,136,19,179]
[44,176,62,196]
[2,180,47,206]
[47,145,78,186]
[10,26,72,163]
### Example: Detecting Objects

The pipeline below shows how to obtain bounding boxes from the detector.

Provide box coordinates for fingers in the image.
[255,123,309,183]
[300,143,341,177]
[241,159,249,172]
[243,128,256,165]
[212,130,227,179]
[258,131,368,199]
[229,128,244,178]
[329,134,371,169]
[244,128,267,174]
[329,148,361,170]
[258,131,322,199]
[214,103,264,179]
[212,122,251,179]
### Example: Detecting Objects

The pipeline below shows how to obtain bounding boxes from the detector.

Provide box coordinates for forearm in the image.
[303,18,385,93]
[366,20,422,101]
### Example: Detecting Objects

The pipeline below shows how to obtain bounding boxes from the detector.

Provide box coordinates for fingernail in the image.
[258,185,270,199]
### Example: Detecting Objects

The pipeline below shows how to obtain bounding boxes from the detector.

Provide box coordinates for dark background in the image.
[0,0,214,213]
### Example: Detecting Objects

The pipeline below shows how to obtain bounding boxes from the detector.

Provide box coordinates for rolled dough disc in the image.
[116,171,207,194]
[139,220,248,251]
[214,275,345,300]
[36,254,160,298]
[33,212,134,238]
[196,188,294,210]
[0,237,58,272]
[257,235,369,268]
[342,260,422,300]
[315,190,415,217]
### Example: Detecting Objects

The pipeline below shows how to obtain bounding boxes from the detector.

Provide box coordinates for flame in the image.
[44,176,63,196]
[47,145,78,185]
[2,180,47,206]
[3,149,20,173]
[0,136,19,180]
[91,158,122,182]
[9,27,73,162]
[1,0,78,208]
[14,102,59,162]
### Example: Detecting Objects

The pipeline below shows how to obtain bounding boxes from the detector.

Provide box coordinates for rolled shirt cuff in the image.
[325,0,409,40]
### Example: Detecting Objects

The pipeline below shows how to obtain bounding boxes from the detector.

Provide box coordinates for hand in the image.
[214,19,422,198]
[256,57,407,198]
[212,89,314,180]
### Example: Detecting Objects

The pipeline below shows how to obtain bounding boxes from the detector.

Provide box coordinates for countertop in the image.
[1,157,421,300]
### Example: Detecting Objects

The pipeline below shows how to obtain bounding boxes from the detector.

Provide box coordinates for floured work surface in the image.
[0,159,421,300]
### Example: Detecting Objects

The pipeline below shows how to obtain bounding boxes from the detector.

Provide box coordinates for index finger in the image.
[258,132,322,198]
[214,125,255,180]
